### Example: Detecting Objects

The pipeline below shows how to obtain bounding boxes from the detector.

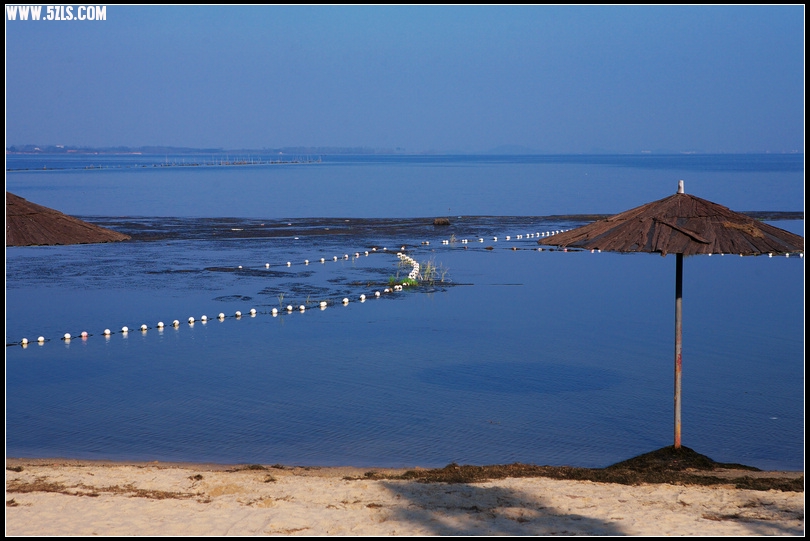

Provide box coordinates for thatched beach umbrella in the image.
[6,191,131,246]
[538,180,804,448]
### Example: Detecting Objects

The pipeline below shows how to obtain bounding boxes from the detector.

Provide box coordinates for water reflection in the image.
[5,216,803,470]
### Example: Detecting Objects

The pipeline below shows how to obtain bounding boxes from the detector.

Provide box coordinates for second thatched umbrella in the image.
[538,180,804,448]
[6,191,131,246]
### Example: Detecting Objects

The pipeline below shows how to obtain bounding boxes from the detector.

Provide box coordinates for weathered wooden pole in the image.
[673,179,685,449]
[674,252,683,449]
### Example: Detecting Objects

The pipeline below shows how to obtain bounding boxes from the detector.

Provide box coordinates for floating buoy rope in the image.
[10,228,800,348]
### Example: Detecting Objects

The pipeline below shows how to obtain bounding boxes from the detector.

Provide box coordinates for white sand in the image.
[5,460,804,536]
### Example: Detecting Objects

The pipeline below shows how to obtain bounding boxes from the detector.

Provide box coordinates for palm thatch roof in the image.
[539,190,803,256]
[6,192,131,247]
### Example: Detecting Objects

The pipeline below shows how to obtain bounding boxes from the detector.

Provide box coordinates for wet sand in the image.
[6,458,803,536]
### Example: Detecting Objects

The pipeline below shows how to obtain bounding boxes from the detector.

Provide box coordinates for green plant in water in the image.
[277,293,285,308]
[420,258,449,286]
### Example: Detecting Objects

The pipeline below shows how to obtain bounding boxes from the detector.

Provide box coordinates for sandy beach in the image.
[5,458,803,536]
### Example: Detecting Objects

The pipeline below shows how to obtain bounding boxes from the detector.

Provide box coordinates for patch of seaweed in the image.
[359,447,803,492]
[605,445,757,472]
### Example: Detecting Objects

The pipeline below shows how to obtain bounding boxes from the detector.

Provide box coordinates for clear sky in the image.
[4,5,805,153]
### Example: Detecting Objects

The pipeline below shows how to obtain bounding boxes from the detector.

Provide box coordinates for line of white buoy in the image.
[257,247,381,272]
[11,229,801,348]
[437,230,570,246]
[11,276,425,348]
[397,252,421,281]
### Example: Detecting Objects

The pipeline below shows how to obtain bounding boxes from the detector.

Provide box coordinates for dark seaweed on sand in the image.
[358,447,803,492]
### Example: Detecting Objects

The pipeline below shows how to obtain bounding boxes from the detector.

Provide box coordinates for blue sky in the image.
[5,5,804,153]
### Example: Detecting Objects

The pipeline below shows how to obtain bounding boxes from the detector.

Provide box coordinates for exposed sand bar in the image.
[5,459,804,536]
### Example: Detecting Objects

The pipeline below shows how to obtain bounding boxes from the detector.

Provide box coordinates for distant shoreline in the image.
[6,146,805,156]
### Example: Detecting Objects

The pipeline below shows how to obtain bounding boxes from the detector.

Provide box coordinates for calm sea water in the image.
[5,154,805,470]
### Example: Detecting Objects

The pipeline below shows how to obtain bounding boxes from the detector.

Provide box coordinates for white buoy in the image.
[38,336,45,343]
[104,329,111,336]
[375,291,381,297]
[321,258,325,263]
[305,259,309,265]
[250,308,256,315]
[271,308,278,316]
[299,305,306,311]
[505,236,510,240]
[365,251,369,256]
[360,294,366,301]
[218,313,225,320]
[320,301,327,308]
[172,320,180,327]
[342,297,349,304]
[188,317,195,324]
[266,263,270,268]
[493,237,498,241]
[235,310,242,317]
[287,261,291,267]
[287,305,293,312]
[122,327,129,333]
[21,338,28,345]
[81,331,88,338]
[333,256,338,261]
[157,321,165,328]
[344,254,349,259]
[141,324,148,331]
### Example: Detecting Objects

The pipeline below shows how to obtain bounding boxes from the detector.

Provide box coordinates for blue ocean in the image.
[5,153,805,471]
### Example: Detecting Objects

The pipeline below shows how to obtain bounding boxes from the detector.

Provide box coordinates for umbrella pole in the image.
[674,253,683,449]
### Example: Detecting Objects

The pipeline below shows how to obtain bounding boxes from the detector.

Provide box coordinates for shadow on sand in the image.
[346,447,802,535]
[376,480,624,535]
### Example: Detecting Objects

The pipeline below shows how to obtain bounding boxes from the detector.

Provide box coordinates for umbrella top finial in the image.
[677,180,684,194]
